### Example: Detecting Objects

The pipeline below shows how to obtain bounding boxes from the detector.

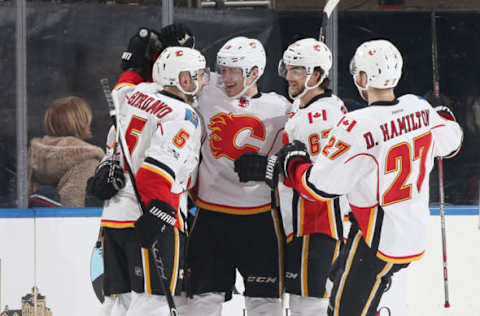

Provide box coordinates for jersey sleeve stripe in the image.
[140,163,174,185]
[300,167,339,201]
[144,157,176,180]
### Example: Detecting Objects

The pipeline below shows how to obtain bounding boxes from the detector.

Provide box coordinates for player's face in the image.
[285,65,307,97]
[196,69,209,95]
[181,69,210,96]
[218,66,245,97]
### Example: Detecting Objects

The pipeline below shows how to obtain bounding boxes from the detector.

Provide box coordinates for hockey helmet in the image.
[279,38,332,99]
[216,36,266,98]
[349,39,403,90]
[153,46,209,96]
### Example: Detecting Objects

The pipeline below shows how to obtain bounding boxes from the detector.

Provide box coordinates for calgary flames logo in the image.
[208,113,266,161]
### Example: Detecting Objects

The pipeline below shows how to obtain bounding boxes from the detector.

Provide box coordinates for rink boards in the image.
[0,206,478,316]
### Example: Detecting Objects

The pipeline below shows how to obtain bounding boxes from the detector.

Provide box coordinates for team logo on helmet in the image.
[208,113,265,161]
[176,50,183,56]
[249,42,257,48]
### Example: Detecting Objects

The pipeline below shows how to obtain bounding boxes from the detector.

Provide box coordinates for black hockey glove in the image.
[157,23,195,49]
[121,27,161,80]
[87,159,125,200]
[121,24,195,80]
[135,200,177,248]
[435,106,456,122]
[276,140,311,181]
[234,153,280,189]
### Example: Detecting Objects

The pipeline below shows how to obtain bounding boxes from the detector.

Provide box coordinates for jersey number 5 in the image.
[383,132,432,206]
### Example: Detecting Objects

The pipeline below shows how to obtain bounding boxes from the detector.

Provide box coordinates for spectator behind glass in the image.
[28,96,104,207]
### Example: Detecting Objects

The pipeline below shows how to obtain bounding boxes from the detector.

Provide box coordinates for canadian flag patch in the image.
[337,116,357,132]
[307,110,327,123]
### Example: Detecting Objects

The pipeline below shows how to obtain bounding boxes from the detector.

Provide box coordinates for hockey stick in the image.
[319,0,340,43]
[430,2,450,308]
[100,78,178,316]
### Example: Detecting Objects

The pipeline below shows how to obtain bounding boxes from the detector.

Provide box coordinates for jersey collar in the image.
[301,89,333,109]
[369,99,399,106]
[160,90,185,103]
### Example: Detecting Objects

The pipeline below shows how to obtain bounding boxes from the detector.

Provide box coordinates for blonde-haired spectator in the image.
[28,96,104,207]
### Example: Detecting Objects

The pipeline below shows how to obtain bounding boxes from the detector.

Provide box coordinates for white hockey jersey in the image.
[101,82,202,230]
[288,95,463,263]
[279,90,350,241]
[195,80,292,214]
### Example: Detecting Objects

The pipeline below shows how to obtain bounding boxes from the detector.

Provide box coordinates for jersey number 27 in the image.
[383,132,432,206]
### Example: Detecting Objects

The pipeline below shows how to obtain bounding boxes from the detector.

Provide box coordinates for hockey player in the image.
[266,39,463,316]
[87,25,202,316]
[183,37,292,316]
[235,38,349,316]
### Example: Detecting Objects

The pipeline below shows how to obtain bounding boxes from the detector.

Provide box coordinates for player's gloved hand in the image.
[276,140,311,181]
[234,153,280,189]
[234,153,267,182]
[121,27,161,80]
[121,24,195,80]
[87,159,125,200]
[135,200,177,248]
[435,106,456,122]
[157,23,195,48]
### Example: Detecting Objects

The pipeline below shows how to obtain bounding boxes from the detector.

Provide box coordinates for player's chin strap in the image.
[230,71,261,100]
[290,73,328,100]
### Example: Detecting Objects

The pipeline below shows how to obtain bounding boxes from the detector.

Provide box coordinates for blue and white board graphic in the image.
[90,240,105,303]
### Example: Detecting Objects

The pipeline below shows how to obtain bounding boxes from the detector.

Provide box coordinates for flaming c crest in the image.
[208,113,266,161]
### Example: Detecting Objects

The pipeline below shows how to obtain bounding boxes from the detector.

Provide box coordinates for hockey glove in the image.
[276,140,311,182]
[157,23,195,49]
[121,27,162,80]
[87,159,125,200]
[435,106,456,122]
[234,153,280,189]
[135,200,177,248]
[234,153,268,182]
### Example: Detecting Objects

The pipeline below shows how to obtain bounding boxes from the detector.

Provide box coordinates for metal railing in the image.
[199,0,272,8]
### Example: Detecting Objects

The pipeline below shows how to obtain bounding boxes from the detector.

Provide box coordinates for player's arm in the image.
[116,23,195,88]
[278,118,375,202]
[430,106,463,158]
[136,120,198,207]
[135,119,199,247]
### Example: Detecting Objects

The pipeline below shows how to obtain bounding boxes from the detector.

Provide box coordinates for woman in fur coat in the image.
[28,96,104,207]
